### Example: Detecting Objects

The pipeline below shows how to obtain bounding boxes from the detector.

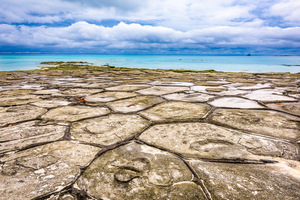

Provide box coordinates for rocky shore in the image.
[0,62,300,199]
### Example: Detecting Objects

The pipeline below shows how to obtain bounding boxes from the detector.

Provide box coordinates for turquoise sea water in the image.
[1,55,300,73]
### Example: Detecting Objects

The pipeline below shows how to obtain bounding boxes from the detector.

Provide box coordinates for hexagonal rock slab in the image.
[139,101,211,122]
[84,91,137,103]
[0,95,40,106]
[266,102,300,116]
[70,114,150,146]
[31,99,71,108]
[107,95,164,113]
[163,92,214,102]
[149,81,194,86]
[0,89,35,97]
[0,105,47,127]
[137,86,189,95]
[41,106,110,122]
[139,123,300,161]
[0,141,100,200]
[52,88,103,97]
[191,86,248,96]
[243,90,297,102]
[0,121,66,153]
[76,142,206,200]
[209,109,300,142]
[190,160,300,200]
[237,83,272,90]
[208,97,263,108]
[195,81,229,86]
[105,84,150,91]
[33,89,60,95]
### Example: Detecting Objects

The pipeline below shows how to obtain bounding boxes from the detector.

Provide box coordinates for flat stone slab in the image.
[139,123,300,160]
[0,121,66,153]
[209,109,300,142]
[0,95,40,106]
[150,81,194,86]
[0,89,35,97]
[237,83,273,90]
[33,89,60,95]
[266,102,300,116]
[0,141,100,200]
[0,105,47,127]
[52,88,103,97]
[209,97,264,108]
[192,86,248,96]
[84,91,137,103]
[243,89,297,102]
[137,86,189,95]
[190,160,300,200]
[1,67,300,199]
[41,106,110,122]
[139,101,211,122]
[163,92,214,102]
[105,84,150,91]
[70,114,150,146]
[107,95,164,113]
[76,142,206,200]
[31,99,71,108]
[195,81,229,86]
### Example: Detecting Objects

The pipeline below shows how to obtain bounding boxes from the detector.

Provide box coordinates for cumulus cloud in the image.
[1,22,299,53]
[269,0,300,23]
[0,0,299,54]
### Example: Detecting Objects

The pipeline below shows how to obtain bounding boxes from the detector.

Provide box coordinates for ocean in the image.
[0,55,300,73]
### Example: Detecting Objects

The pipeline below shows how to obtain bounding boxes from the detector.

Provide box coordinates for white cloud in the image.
[0,0,299,54]
[269,0,300,22]
[1,22,299,50]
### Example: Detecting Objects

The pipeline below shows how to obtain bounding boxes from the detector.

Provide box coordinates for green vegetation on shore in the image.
[38,61,219,73]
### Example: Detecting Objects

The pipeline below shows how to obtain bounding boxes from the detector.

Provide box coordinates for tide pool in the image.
[0,55,300,73]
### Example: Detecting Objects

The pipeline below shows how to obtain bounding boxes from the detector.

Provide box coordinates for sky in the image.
[0,0,300,55]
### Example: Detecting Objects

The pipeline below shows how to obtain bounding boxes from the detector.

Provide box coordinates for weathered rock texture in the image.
[0,64,300,200]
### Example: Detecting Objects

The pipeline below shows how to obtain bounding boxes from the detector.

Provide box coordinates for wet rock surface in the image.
[1,65,300,199]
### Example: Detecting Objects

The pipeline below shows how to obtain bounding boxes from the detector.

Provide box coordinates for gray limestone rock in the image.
[0,89,35,97]
[244,89,297,102]
[33,89,60,95]
[0,105,47,127]
[52,88,103,97]
[192,86,248,96]
[139,101,211,122]
[0,141,101,200]
[0,95,40,106]
[190,160,300,200]
[266,102,300,116]
[84,91,137,103]
[209,109,300,142]
[107,95,164,113]
[31,99,71,108]
[209,97,263,108]
[41,106,110,122]
[137,86,189,95]
[76,142,206,200]
[163,92,214,102]
[70,114,150,146]
[139,123,300,161]
[149,81,194,86]
[105,84,150,91]
[0,121,66,153]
